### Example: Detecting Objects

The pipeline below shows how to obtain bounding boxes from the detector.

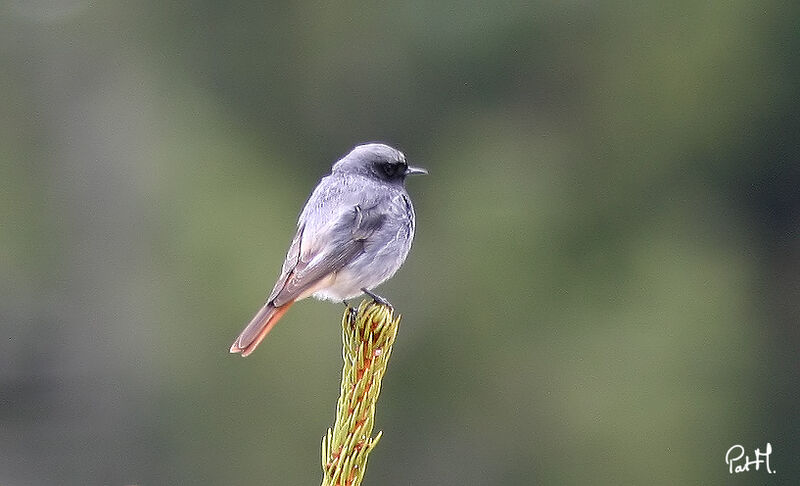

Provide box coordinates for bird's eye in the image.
[382,162,399,177]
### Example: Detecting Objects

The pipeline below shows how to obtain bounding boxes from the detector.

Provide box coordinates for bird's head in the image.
[332,143,427,184]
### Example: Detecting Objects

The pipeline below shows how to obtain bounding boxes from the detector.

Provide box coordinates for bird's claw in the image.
[361,288,392,308]
[342,299,357,321]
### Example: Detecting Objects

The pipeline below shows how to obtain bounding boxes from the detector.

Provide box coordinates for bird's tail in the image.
[230,300,294,357]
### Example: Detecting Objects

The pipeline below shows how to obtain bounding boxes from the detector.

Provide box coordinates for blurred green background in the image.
[1,1,798,485]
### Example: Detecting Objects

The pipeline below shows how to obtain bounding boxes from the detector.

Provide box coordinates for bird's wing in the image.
[266,221,305,304]
[268,202,386,306]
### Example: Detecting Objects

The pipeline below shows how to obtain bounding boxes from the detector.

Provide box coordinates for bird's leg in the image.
[342,299,357,320]
[361,288,392,308]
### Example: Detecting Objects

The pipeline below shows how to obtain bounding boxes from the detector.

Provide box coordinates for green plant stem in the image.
[321,300,401,486]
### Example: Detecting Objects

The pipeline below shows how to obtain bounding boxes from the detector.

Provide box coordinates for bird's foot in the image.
[361,288,392,308]
[341,299,357,320]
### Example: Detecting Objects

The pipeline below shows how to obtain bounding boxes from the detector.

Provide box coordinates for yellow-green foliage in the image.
[321,301,401,486]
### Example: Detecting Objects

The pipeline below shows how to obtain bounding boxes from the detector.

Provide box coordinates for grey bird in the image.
[230,143,426,356]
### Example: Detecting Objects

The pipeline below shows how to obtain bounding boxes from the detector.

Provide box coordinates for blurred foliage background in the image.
[1,1,798,485]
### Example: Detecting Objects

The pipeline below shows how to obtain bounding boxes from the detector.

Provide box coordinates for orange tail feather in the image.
[230,300,294,357]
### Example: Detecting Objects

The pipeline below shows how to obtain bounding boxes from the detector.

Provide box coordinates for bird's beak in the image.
[405,165,428,176]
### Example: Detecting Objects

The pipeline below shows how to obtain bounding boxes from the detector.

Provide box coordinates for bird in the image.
[230,143,426,357]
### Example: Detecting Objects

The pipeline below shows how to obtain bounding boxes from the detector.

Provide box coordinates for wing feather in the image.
[267,203,386,306]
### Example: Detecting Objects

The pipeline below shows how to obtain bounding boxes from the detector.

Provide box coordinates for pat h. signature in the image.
[725,443,774,474]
